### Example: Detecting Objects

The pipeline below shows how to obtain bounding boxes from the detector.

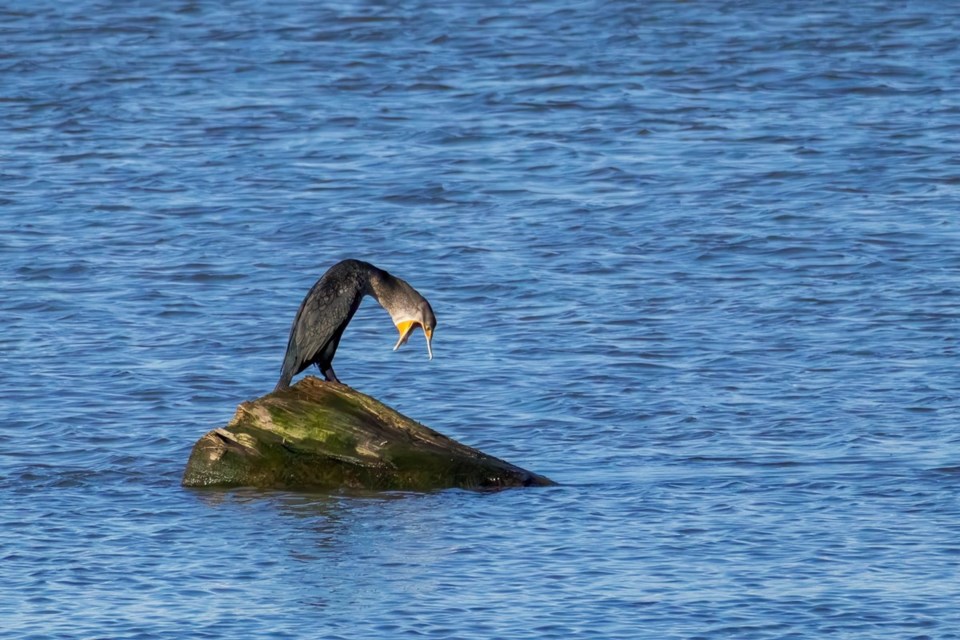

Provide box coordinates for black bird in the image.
[275,259,436,390]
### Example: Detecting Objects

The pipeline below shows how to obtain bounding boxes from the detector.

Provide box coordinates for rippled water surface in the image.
[3,1,960,637]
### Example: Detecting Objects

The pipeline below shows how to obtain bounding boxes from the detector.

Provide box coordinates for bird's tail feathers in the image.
[274,372,292,392]
[275,350,298,391]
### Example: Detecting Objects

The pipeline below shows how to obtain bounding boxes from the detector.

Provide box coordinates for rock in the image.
[182,376,554,491]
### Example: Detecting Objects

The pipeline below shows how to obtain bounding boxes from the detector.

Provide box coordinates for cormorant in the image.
[275,259,436,390]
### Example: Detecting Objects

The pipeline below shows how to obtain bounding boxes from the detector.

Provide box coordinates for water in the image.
[2,1,959,637]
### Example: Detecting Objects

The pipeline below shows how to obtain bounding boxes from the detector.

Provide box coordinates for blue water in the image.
[3,1,959,637]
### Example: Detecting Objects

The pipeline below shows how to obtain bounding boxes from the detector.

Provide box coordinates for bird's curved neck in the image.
[364,266,391,304]
[364,266,408,323]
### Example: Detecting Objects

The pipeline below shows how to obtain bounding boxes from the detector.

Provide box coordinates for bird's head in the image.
[392,298,436,360]
[370,268,437,360]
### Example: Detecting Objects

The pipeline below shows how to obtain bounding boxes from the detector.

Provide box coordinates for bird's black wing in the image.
[276,266,365,389]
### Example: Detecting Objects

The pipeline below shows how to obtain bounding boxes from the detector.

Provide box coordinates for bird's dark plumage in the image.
[275,259,436,390]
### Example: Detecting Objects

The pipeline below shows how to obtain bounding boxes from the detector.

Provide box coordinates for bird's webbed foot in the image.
[321,366,341,384]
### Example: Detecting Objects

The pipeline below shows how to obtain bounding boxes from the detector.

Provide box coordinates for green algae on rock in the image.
[182,376,554,491]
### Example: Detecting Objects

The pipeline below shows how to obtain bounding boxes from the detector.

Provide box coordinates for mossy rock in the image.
[182,376,554,491]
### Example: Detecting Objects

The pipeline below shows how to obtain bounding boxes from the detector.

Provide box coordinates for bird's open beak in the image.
[393,321,416,351]
[393,321,433,360]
